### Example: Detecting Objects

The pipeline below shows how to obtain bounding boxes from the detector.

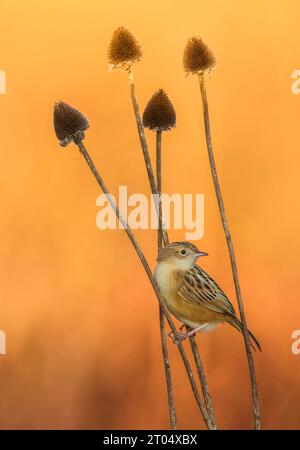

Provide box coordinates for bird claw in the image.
[173,332,188,344]
[168,330,188,345]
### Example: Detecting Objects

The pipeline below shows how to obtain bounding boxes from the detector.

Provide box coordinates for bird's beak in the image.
[195,251,208,258]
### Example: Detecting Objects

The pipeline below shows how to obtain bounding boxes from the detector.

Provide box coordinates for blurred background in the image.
[0,0,299,429]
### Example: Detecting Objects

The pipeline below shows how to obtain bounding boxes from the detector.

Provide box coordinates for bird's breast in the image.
[154,261,178,300]
[154,262,189,321]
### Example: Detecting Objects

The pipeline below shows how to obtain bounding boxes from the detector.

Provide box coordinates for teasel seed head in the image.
[183,36,216,75]
[142,89,176,132]
[108,26,142,70]
[53,101,89,147]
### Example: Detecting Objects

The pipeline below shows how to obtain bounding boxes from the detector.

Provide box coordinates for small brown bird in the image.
[154,241,261,350]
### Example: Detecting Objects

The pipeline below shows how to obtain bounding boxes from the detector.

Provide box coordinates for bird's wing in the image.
[177,265,236,317]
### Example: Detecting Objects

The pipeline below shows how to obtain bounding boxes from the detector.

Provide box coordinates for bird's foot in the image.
[173,332,188,344]
[168,324,208,344]
[167,329,189,345]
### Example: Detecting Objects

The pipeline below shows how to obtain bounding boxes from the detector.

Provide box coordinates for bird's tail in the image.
[229,317,261,352]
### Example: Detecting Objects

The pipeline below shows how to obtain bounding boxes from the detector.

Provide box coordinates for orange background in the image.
[0,0,299,429]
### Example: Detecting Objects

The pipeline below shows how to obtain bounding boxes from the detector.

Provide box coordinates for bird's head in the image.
[157,241,207,271]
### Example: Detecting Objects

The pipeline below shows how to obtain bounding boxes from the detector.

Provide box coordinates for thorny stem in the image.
[156,129,177,429]
[198,73,260,429]
[76,140,214,430]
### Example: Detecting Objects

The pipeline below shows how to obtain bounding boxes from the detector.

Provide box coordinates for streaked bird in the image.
[155,241,261,350]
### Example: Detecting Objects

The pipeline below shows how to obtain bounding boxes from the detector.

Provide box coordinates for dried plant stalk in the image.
[156,130,163,250]
[53,101,214,429]
[198,72,260,429]
[108,29,173,426]
[189,336,216,428]
[159,304,177,429]
[144,89,217,429]
[183,34,260,428]
[123,72,177,429]
[156,129,177,429]
[75,139,213,430]
[108,27,167,243]
[54,100,178,427]
[128,68,169,246]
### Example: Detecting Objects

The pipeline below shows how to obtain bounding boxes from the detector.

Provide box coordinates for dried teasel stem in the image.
[156,130,163,250]
[54,101,215,429]
[54,100,178,427]
[74,139,214,430]
[198,72,260,429]
[127,67,168,246]
[158,307,177,429]
[126,67,176,427]
[156,129,177,429]
[108,27,167,242]
[108,29,174,427]
[189,335,216,428]
[144,89,216,429]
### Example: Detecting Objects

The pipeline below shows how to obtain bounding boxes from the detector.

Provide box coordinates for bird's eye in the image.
[180,249,186,255]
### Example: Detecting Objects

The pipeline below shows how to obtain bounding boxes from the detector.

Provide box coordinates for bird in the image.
[154,241,261,351]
